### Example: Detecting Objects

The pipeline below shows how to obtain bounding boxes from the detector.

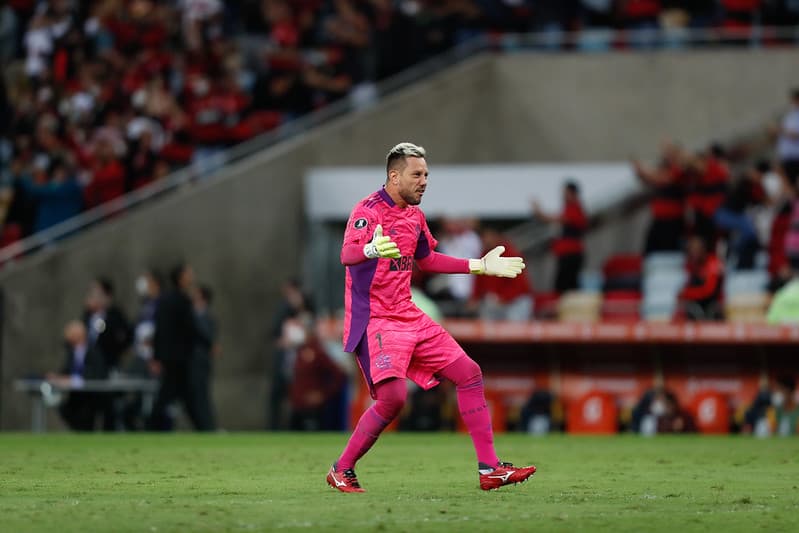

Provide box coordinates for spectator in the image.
[20,156,83,234]
[713,160,768,269]
[774,88,799,187]
[148,262,210,431]
[82,277,132,371]
[267,277,311,430]
[427,217,482,315]
[688,144,730,248]
[190,283,218,432]
[744,375,799,437]
[784,193,799,270]
[519,389,559,434]
[632,141,688,254]
[287,312,347,431]
[47,320,109,431]
[762,165,794,291]
[121,269,163,430]
[469,226,533,321]
[83,137,126,210]
[532,180,588,293]
[632,387,695,435]
[677,235,724,320]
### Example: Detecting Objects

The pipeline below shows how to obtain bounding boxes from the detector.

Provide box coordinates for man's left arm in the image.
[414,216,525,277]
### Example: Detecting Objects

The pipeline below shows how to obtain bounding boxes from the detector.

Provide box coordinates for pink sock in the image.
[439,356,499,468]
[337,378,406,470]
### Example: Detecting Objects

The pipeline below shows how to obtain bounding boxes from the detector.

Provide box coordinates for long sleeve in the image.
[680,258,722,301]
[416,251,470,273]
[341,242,369,266]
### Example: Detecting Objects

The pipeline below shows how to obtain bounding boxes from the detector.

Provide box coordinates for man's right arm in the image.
[341,206,379,265]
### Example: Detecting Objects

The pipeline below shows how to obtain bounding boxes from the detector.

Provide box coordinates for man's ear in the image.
[388,169,399,185]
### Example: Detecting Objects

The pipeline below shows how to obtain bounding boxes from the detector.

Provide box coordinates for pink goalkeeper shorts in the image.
[353,314,467,398]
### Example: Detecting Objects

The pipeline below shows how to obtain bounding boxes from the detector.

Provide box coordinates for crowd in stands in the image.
[3,1,799,251]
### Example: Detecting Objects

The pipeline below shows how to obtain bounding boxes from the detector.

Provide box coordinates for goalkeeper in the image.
[327,142,536,493]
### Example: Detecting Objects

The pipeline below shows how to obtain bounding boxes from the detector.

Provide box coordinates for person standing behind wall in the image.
[773,88,799,188]
[148,263,209,431]
[190,284,218,432]
[532,181,588,293]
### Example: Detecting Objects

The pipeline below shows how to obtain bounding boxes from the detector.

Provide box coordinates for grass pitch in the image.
[1,433,797,532]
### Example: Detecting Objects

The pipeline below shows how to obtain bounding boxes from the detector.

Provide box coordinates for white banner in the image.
[304,163,641,220]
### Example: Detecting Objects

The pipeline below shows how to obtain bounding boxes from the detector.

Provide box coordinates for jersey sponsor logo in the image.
[389,256,414,271]
[353,218,368,229]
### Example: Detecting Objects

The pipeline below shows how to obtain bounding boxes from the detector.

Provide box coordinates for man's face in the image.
[180,266,195,290]
[393,157,428,206]
[85,283,107,312]
[686,237,705,262]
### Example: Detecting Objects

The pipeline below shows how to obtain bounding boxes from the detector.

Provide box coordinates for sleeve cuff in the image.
[469,258,484,275]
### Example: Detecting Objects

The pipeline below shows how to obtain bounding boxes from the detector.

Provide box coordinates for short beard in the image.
[400,191,422,206]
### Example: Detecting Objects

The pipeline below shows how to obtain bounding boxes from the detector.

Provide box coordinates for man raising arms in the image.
[327,142,536,492]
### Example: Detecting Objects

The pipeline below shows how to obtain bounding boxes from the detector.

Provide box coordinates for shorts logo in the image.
[353,218,368,229]
[375,353,392,369]
[374,333,391,369]
[389,256,414,271]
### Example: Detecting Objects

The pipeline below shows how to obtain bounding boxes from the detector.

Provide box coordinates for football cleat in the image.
[479,461,537,491]
[326,463,365,493]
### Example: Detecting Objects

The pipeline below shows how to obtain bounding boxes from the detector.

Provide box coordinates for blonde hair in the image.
[386,142,426,175]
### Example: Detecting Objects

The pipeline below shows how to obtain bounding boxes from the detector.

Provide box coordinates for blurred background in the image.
[0,0,798,437]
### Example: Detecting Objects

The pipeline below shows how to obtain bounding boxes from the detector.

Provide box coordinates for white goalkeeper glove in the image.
[469,246,526,278]
[364,224,401,259]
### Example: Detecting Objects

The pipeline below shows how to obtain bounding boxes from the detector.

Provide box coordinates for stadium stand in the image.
[2,2,799,433]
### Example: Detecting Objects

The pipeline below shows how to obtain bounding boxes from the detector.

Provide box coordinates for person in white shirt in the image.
[47,320,109,431]
[430,217,482,315]
[775,89,799,187]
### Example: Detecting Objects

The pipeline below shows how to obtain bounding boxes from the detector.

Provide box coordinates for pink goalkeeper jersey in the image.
[341,188,438,352]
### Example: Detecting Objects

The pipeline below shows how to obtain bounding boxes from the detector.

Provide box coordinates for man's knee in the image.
[374,378,407,419]
[458,357,483,387]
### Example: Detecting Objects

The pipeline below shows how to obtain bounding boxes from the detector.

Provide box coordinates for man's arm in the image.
[417,248,525,278]
[340,205,399,265]
[415,251,470,273]
[341,224,400,265]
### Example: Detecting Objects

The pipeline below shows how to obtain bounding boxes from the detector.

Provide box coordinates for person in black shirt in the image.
[82,277,132,371]
[632,143,687,254]
[148,263,210,431]
[48,320,109,431]
[713,161,769,269]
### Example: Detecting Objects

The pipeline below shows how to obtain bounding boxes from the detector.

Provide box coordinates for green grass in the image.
[1,433,797,532]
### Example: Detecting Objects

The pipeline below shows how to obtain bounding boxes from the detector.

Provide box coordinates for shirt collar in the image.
[378,187,396,207]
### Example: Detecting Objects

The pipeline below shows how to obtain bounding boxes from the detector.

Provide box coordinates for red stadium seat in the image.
[533,291,560,321]
[566,391,618,434]
[603,254,643,279]
[690,391,730,434]
[601,290,642,322]
[603,254,643,291]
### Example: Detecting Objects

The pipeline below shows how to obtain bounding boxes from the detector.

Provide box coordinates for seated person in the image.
[677,236,723,320]
[288,313,348,431]
[632,387,695,434]
[46,320,110,431]
[744,375,799,437]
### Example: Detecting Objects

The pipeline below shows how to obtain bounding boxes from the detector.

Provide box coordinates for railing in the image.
[1,24,796,266]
